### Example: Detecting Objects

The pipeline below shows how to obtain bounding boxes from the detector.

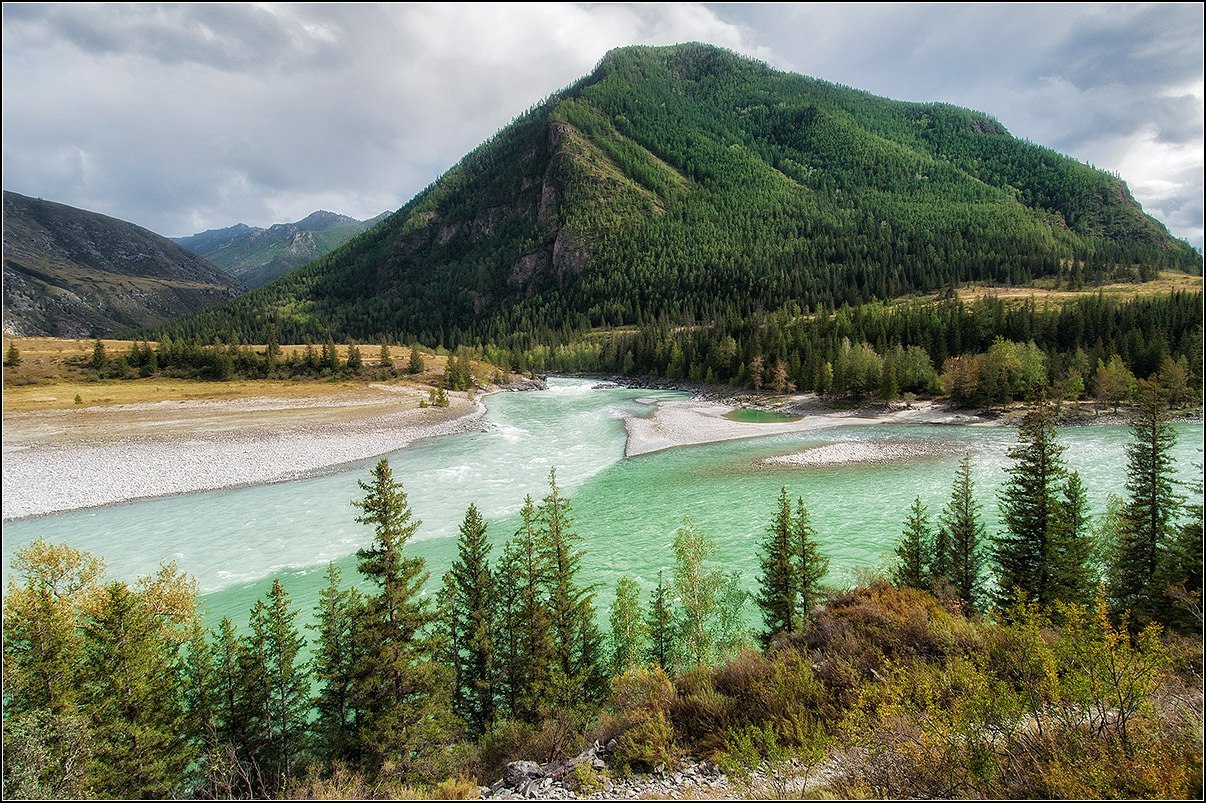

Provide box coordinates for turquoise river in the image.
[3,378,1202,632]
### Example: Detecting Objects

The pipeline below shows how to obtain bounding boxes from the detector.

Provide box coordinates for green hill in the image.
[3,191,244,338]
[171,210,387,289]
[150,43,1198,348]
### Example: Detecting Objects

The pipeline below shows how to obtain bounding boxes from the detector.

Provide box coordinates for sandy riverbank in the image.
[623,394,994,457]
[2,385,487,520]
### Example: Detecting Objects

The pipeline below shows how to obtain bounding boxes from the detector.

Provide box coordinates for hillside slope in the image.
[172,210,387,289]
[152,43,1198,347]
[3,192,244,338]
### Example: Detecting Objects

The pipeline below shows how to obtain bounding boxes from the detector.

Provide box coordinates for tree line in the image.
[3,392,1199,798]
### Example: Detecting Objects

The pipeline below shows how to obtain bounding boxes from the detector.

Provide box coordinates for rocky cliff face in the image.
[3,191,244,337]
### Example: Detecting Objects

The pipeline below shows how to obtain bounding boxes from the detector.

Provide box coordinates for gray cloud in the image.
[2,3,1200,248]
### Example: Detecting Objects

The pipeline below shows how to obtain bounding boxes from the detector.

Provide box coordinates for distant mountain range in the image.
[151,43,1198,348]
[2,191,243,338]
[172,210,388,289]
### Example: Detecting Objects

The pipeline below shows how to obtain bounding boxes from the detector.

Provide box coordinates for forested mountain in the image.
[2,191,244,338]
[172,210,388,289]
[148,43,1198,348]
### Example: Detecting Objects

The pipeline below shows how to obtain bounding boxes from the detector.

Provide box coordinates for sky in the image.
[2,3,1202,247]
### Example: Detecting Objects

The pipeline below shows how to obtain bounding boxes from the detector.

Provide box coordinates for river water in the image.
[4,378,1201,631]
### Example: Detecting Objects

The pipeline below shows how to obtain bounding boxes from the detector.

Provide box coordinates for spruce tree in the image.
[645,569,676,671]
[351,458,454,777]
[346,343,363,373]
[792,497,828,628]
[994,399,1066,610]
[537,469,605,707]
[407,345,425,374]
[1109,383,1182,626]
[379,342,394,369]
[1049,472,1096,607]
[940,455,985,611]
[5,341,20,368]
[496,495,553,722]
[893,497,933,591]
[609,576,647,675]
[249,579,309,791]
[757,487,797,645]
[440,503,497,737]
[82,579,195,798]
[311,563,363,766]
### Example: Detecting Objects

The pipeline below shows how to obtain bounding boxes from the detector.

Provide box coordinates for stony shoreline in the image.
[1,388,488,520]
[622,393,996,458]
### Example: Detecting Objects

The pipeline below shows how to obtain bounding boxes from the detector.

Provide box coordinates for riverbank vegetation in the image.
[4,390,1200,799]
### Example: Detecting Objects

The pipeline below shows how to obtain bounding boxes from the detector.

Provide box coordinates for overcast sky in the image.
[3,3,1202,247]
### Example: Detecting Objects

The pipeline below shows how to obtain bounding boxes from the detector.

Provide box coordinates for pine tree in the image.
[537,469,605,707]
[440,503,497,737]
[350,458,454,777]
[407,345,425,374]
[1160,467,1203,632]
[792,497,828,629]
[645,570,676,671]
[182,620,218,774]
[311,563,363,766]
[5,341,20,368]
[249,579,308,791]
[893,497,933,591]
[82,575,196,798]
[609,576,647,675]
[379,342,394,370]
[940,455,985,611]
[757,486,797,645]
[1049,471,1096,607]
[496,496,553,722]
[994,399,1067,610]
[1109,383,1182,626]
[346,343,363,373]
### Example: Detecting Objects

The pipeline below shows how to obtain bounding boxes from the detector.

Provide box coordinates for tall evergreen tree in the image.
[792,497,829,629]
[310,563,363,766]
[1109,383,1182,626]
[350,458,454,777]
[994,399,1067,610]
[1049,471,1096,607]
[609,576,648,675]
[757,486,797,645]
[893,497,933,591]
[82,575,195,798]
[407,345,425,374]
[537,470,605,707]
[248,579,309,792]
[940,455,985,611]
[439,504,497,737]
[645,569,676,671]
[496,496,553,722]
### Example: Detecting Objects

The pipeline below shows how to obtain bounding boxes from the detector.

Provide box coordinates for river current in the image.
[3,378,1201,630]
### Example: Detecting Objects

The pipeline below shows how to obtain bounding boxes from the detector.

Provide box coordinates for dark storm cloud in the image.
[2,3,1200,246]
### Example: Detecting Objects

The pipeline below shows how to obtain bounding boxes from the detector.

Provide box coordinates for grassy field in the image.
[947,270,1202,306]
[1,337,482,412]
